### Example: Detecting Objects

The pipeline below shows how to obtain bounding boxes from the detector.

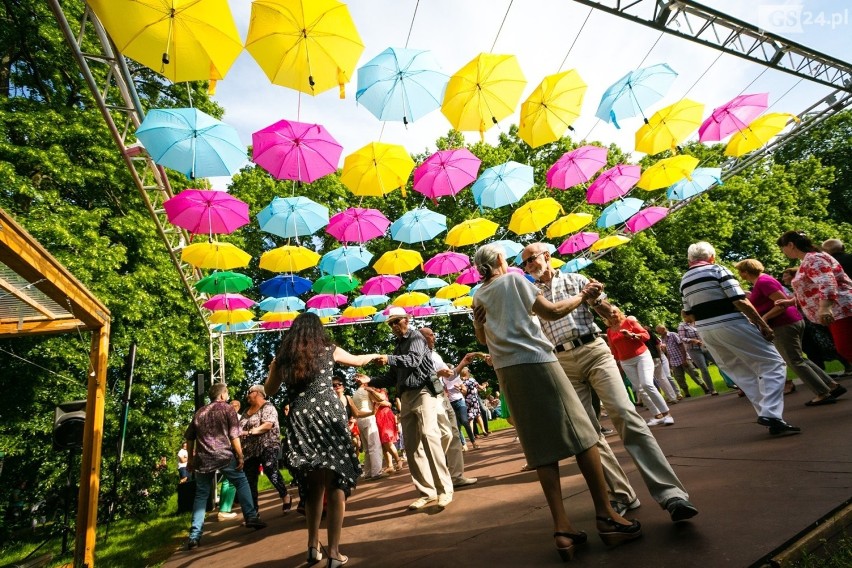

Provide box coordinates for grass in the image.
[792,534,852,567]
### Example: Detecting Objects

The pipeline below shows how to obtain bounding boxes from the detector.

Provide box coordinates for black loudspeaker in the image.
[194,373,205,411]
[53,400,86,451]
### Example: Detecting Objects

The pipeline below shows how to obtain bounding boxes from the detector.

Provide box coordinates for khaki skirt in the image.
[497,361,599,468]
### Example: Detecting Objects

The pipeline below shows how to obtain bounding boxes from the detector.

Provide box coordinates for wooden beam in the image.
[0,275,57,318]
[0,319,93,338]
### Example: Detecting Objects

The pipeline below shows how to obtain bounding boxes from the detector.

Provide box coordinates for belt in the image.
[554,333,599,352]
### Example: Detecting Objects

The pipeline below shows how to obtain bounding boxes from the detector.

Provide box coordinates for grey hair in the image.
[248,384,266,397]
[208,382,229,401]
[474,244,503,281]
[687,241,716,263]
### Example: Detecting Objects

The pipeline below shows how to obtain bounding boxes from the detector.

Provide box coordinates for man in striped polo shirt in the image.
[680,242,800,436]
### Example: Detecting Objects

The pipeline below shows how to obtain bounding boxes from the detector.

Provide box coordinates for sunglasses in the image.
[332,383,343,388]
[522,251,545,266]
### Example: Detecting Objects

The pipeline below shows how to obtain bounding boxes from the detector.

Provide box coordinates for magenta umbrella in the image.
[306,294,348,309]
[361,274,404,295]
[698,93,769,142]
[455,266,481,285]
[413,148,481,200]
[546,146,608,190]
[558,232,599,254]
[407,305,436,317]
[202,293,255,311]
[163,189,249,235]
[586,165,641,205]
[252,120,343,183]
[261,320,292,330]
[625,206,670,233]
[326,207,391,243]
[423,252,471,276]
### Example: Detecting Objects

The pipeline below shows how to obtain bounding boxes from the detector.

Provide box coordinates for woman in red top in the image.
[605,306,674,426]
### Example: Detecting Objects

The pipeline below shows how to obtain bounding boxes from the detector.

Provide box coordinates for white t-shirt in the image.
[443,375,465,402]
[351,388,374,416]
[177,448,188,467]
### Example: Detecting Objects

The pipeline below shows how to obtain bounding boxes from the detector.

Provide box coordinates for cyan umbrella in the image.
[135,108,245,179]
[257,196,329,239]
[472,161,534,209]
[259,275,312,298]
[390,208,447,245]
[492,240,524,259]
[307,307,340,318]
[407,277,449,291]
[597,198,644,228]
[212,321,258,333]
[356,47,449,124]
[258,296,306,312]
[429,297,453,308]
[561,258,593,273]
[352,294,390,308]
[667,168,722,200]
[319,246,374,276]
[595,63,678,128]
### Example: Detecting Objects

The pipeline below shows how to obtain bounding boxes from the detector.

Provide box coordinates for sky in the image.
[207,0,852,187]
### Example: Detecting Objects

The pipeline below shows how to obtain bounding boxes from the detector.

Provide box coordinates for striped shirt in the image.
[680,263,747,330]
[535,271,602,345]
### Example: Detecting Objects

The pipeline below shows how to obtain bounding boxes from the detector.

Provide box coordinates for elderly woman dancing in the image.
[471,244,641,562]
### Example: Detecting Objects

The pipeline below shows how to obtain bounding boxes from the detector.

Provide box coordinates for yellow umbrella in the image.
[209,309,255,325]
[550,258,565,269]
[261,311,299,322]
[392,292,430,307]
[441,53,527,138]
[182,242,251,270]
[436,283,471,300]
[245,0,364,97]
[259,245,320,272]
[88,0,242,87]
[636,155,699,190]
[340,142,415,197]
[373,249,423,275]
[341,306,376,318]
[519,70,587,148]
[508,198,564,235]
[445,218,499,248]
[725,113,799,157]
[635,99,705,155]
[453,296,474,308]
[546,213,594,238]
[589,235,631,252]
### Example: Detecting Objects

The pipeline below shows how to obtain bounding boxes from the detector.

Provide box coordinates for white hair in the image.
[687,241,716,263]
[474,244,503,280]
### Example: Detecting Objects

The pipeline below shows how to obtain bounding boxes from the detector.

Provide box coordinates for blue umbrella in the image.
[318,246,373,276]
[435,304,458,314]
[469,283,482,297]
[308,307,340,317]
[597,198,644,228]
[390,208,447,244]
[372,312,389,323]
[135,108,246,179]
[667,167,722,200]
[595,64,678,129]
[472,161,534,209]
[513,243,556,266]
[429,297,453,308]
[259,275,312,297]
[492,239,524,259]
[356,47,449,124]
[353,294,390,308]
[561,258,593,273]
[407,277,449,291]
[258,296,306,312]
[257,196,329,239]
[212,321,258,333]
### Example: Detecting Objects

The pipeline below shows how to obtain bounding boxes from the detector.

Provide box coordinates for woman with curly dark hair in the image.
[265,312,381,567]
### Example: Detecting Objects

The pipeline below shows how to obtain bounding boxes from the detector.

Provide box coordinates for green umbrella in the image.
[312,274,360,295]
[194,271,253,294]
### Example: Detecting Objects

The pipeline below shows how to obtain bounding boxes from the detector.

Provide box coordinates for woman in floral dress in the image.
[461,367,488,442]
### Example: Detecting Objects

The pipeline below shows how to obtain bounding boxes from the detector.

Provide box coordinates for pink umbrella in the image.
[698,93,769,142]
[586,165,641,205]
[252,120,343,183]
[625,206,670,233]
[413,148,481,200]
[455,266,481,285]
[306,294,347,309]
[335,316,362,324]
[202,293,255,311]
[163,189,250,235]
[361,275,404,295]
[261,320,292,330]
[558,232,599,254]
[546,146,609,190]
[326,207,391,243]
[423,252,471,276]
[407,306,436,317]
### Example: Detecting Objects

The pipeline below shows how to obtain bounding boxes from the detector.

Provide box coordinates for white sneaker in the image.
[647,417,665,426]
[217,511,237,521]
[408,496,437,510]
[662,415,675,426]
[436,493,453,509]
[452,476,478,488]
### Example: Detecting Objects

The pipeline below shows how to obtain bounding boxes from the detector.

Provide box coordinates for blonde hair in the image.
[733,258,764,276]
[474,244,503,281]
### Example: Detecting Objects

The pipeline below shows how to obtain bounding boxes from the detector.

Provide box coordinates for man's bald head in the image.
[420,327,435,349]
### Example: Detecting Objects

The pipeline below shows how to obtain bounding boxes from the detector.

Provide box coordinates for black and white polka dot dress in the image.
[284,345,361,497]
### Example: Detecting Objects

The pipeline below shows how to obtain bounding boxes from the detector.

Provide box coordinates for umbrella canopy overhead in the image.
[407,277,449,291]
[318,246,374,275]
[546,145,608,190]
[472,161,534,209]
[561,257,593,273]
[445,218,499,247]
[252,120,343,183]
[699,92,769,142]
[423,252,471,276]
[361,275,404,295]
[455,266,482,285]
[258,296,306,312]
[589,234,631,252]
[312,275,360,295]
[413,148,481,200]
[436,283,471,300]
[202,293,255,311]
[356,47,449,124]
[491,240,524,259]
[519,69,587,148]
[164,189,249,235]
[262,311,300,322]
[245,0,364,97]
[625,206,670,233]
[667,167,722,200]
[257,196,329,239]
[259,274,313,297]
[453,296,474,308]
[306,293,348,309]
[341,142,415,197]
[508,198,563,235]
[441,53,527,136]
[546,213,594,239]
[352,294,390,307]
[214,321,259,333]
[135,108,246,179]
[259,245,320,272]
[595,63,678,128]
[586,165,641,205]
[373,249,423,275]
[558,232,599,254]
[341,305,377,319]
[182,242,251,270]
[392,292,430,307]
[597,197,644,228]
[209,309,255,325]
[635,99,705,155]
[390,208,447,245]
[636,155,699,191]
[195,271,253,294]
[725,113,799,157]
[326,207,391,244]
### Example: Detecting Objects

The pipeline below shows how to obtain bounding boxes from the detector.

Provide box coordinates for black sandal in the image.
[553,531,587,561]
[596,516,642,547]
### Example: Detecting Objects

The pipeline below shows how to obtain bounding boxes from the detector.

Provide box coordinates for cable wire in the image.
[490,0,514,52]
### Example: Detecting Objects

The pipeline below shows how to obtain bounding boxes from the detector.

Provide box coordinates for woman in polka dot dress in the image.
[265,312,382,567]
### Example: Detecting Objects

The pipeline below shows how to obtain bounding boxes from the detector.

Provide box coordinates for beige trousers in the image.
[400,389,453,498]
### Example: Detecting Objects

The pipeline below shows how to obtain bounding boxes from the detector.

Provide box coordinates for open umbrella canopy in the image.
[436,283,471,300]
[258,296,306,312]
[455,266,481,285]
[423,251,471,276]
[546,213,594,239]
[341,142,415,197]
[546,145,608,190]
[182,242,251,270]
[519,69,587,148]
[307,307,340,318]
[635,99,705,155]
[595,63,678,128]
[202,293,255,311]
[257,196,329,239]
[306,293,348,309]
[341,305,377,319]
[356,47,448,123]
[87,0,242,84]
[390,208,447,244]
[213,321,258,333]
[445,218,499,247]
[413,148,481,200]
[441,53,527,136]
[586,164,641,204]
[625,206,670,233]
[491,240,524,259]
[252,120,343,183]
[558,232,599,254]
[326,207,391,244]
[407,306,436,317]
[373,249,423,275]
[259,274,312,297]
[259,245,320,272]
[195,271,253,294]
[209,309,255,325]
[312,275,360,295]
[508,198,563,235]
[245,0,364,96]
[135,108,245,179]
[561,257,593,273]
[318,246,374,275]
[725,113,799,157]
[164,189,249,235]
[429,297,453,307]
[699,92,769,142]
[260,320,293,329]
[667,167,722,200]
[392,292,430,307]
[589,234,631,252]
[636,155,699,190]
[453,296,474,308]
[352,294,390,308]
[361,275,403,295]
[261,311,300,322]
[472,161,534,209]
[597,197,644,228]
[407,277,449,291]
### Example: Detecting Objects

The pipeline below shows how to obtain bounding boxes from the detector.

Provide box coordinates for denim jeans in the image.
[449,398,476,446]
[190,457,257,540]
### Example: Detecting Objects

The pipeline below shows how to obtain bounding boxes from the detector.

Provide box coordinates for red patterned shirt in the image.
[791,252,852,323]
